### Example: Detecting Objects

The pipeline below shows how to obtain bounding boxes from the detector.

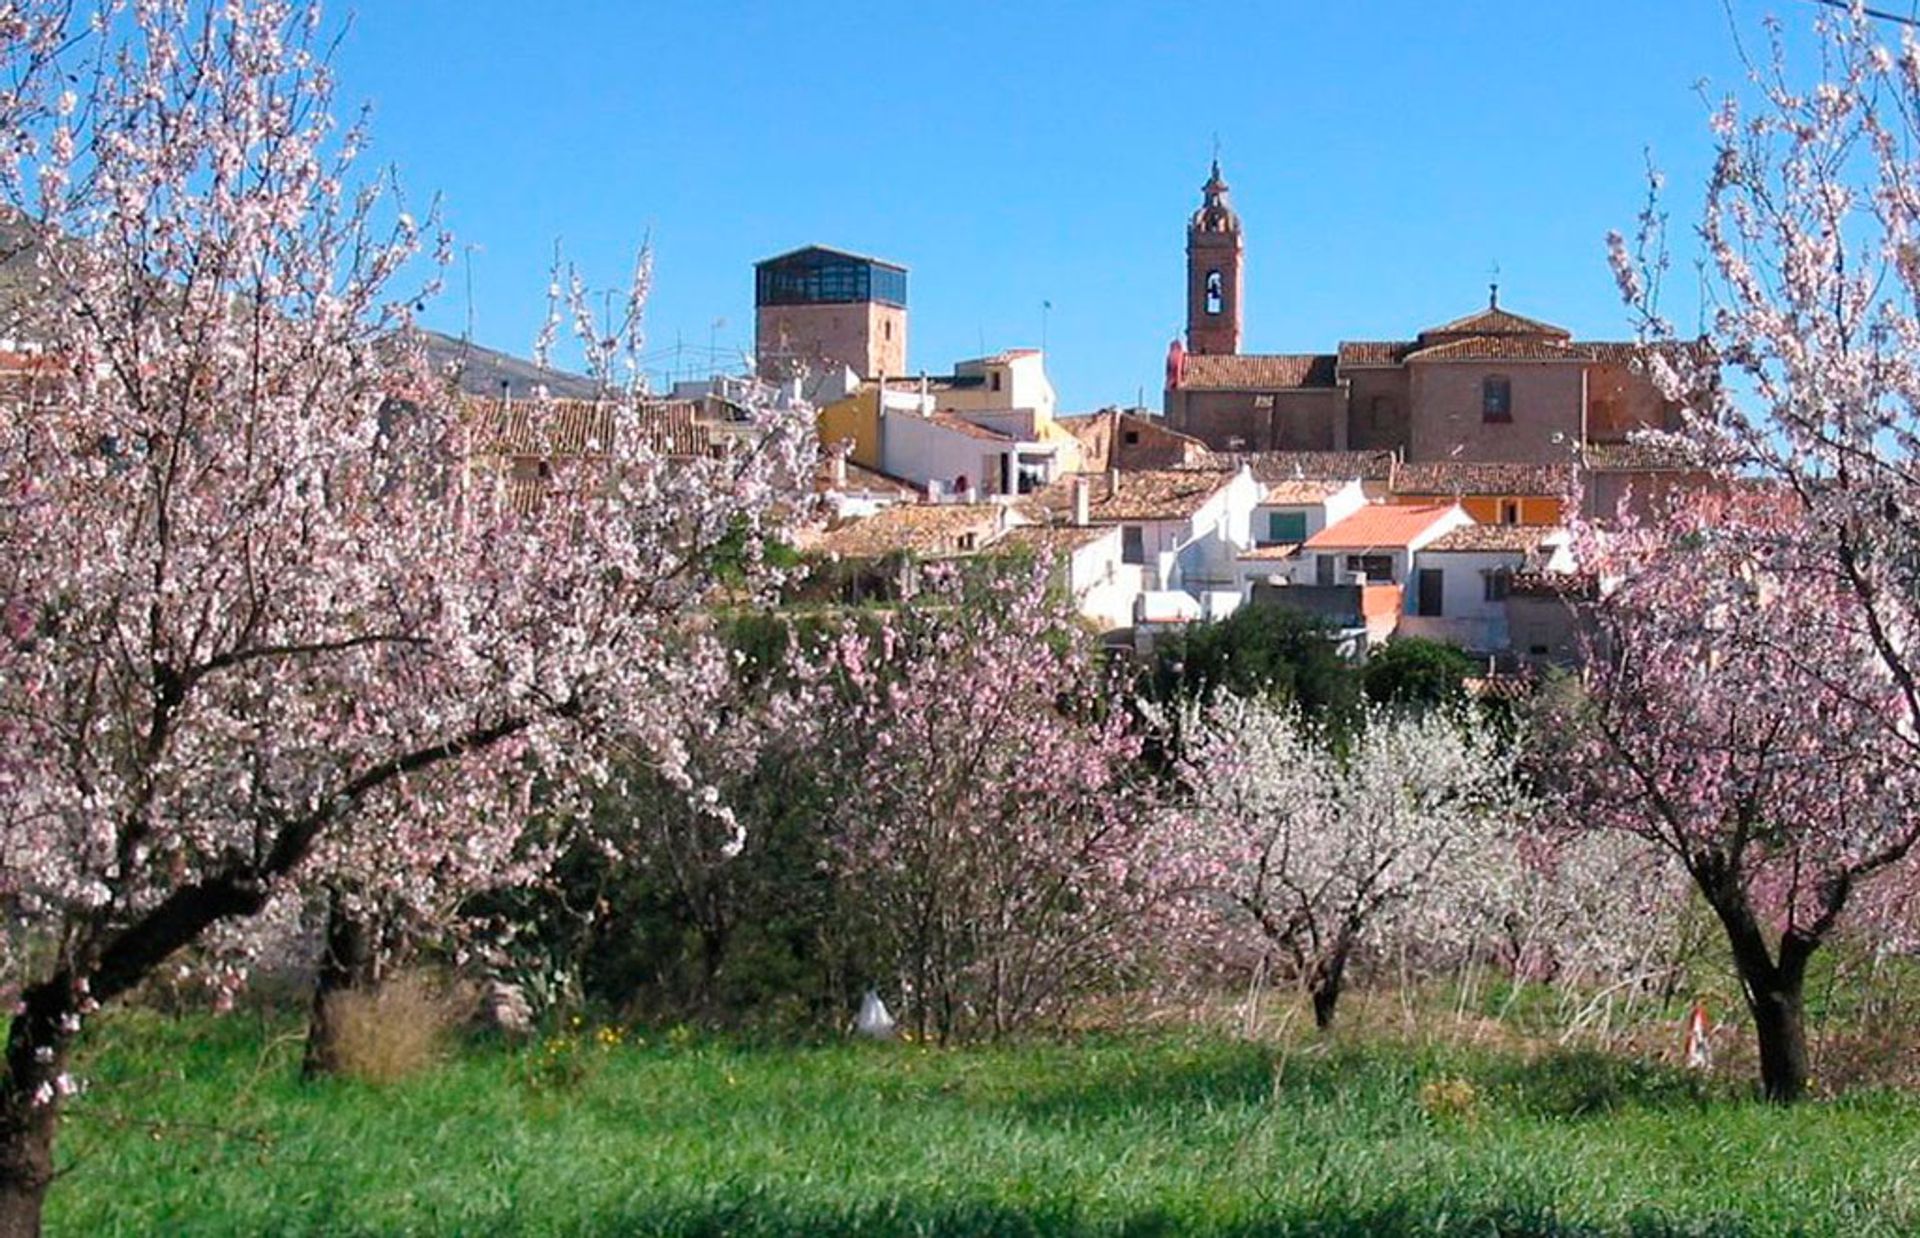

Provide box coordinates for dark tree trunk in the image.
[1308,935,1354,1031]
[302,889,380,1079]
[1707,877,1816,1104]
[1749,975,1811,1103]
[0,987,74,1238]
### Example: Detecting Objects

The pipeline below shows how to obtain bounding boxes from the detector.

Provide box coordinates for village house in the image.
[1060,407,1212,472]
[1248,502,1473,648]
[1401,524,1575,654]
[816,351,1083,499]
[1021,466,1261,610]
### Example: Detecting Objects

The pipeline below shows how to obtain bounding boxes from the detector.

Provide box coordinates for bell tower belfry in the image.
[1186,158,1243,356]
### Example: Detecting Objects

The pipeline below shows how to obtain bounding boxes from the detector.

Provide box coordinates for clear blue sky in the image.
[331,1,1822,409]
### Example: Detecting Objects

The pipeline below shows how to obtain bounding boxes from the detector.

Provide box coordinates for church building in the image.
[1162,161,1691,471]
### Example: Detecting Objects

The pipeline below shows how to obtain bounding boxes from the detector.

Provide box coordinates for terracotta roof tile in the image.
[1390,460,1576,497]
[466,397,718,459]
[1263,479,1351,504]
[1179,353,1338,390]
[806,504,1004,559]
[1404,336,1585,362]
[1424,525,1565,554]
[1419,305,1571,342]
[1197,449,1396,483]
[1025,469,1236,522]
[1303,503,1462,550]
[994,524,1116,556]
[1337,340,1415,367]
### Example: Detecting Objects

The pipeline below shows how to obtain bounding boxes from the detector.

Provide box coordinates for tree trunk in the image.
[0,988,74,1238]
[302,889,379,1079]
[1749,974,1811,1103]
[1308,936,1354,1031]
[1707,879,1815,1103]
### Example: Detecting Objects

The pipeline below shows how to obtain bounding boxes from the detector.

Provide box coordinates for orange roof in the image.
[1303,504,1462,551]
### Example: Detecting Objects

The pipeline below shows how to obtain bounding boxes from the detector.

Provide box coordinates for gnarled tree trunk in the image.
[0,986,75,1238]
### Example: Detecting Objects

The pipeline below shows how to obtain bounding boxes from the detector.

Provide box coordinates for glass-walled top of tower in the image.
[755,245,907,308]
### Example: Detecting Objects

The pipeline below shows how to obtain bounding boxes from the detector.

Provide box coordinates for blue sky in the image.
[333,1,1813,409]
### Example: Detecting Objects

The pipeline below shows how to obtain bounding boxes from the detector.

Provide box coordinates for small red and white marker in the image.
[1683,1000,1712,1070]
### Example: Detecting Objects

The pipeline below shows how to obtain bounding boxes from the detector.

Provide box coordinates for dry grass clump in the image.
[321,974,455,1084]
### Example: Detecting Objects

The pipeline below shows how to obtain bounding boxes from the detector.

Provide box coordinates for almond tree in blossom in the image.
[1588,1,1920,1101]
[1171,695,1526,1030]
[821,566,1181,1042]
[0,2,809,1228]
[1545,511,1920,1102]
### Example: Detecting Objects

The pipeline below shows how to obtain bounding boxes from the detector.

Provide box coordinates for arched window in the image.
[1482,375,1512,423]
[1205,270,1224,315]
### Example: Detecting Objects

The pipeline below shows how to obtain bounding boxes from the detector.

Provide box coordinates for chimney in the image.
[1072,475,1090,527]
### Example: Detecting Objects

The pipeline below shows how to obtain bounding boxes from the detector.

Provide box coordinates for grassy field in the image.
[44,1011,1920,1236]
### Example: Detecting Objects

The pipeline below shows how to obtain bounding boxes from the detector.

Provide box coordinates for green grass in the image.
[45,1012,1920,1236]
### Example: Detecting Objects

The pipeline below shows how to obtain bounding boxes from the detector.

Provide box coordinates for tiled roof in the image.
[1390,460,1576,497]
[928,411,1014,442]
[1419,305,1571,342]
[1025,469,1236,522]
[467,397,718,459]
[994,524,1117,557]
[1179,353,1339,390]
[806,504,1003,559]
[1263,479,1351,504]
[1197,449,1397,483]
[1582,339,1712,365]
[1237,543,1303,561]
[1337,340,1415,368]
[1404,336,1588,363]
[1583,438,1709,470]
[1303,503,1462,550]
[1424,525,1566,554]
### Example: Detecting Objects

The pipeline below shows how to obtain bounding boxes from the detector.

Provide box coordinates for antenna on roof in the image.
[1488,259,1501,309]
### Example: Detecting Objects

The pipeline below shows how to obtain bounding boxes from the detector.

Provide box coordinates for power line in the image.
[1808,0,1920,27]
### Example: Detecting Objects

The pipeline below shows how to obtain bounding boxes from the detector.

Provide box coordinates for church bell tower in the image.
[1186,159,1243,356]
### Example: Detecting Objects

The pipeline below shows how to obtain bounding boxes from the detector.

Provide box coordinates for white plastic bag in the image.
[855,989,896,1040]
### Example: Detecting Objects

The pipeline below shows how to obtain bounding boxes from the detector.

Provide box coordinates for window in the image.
[1484,568,1512,602]
[1500,499,1521,525]
[1345,553,1395,582]
[1205,269,1224,315]
[1482,375,1512,423]
[884,320,892,341]
[990,372,1002,393]
[1121,525,1145,565]
[1316,554,1336,586]
[1123,430,1140,445]
[1264,511,1308,545]
[1416,568,1444,617]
